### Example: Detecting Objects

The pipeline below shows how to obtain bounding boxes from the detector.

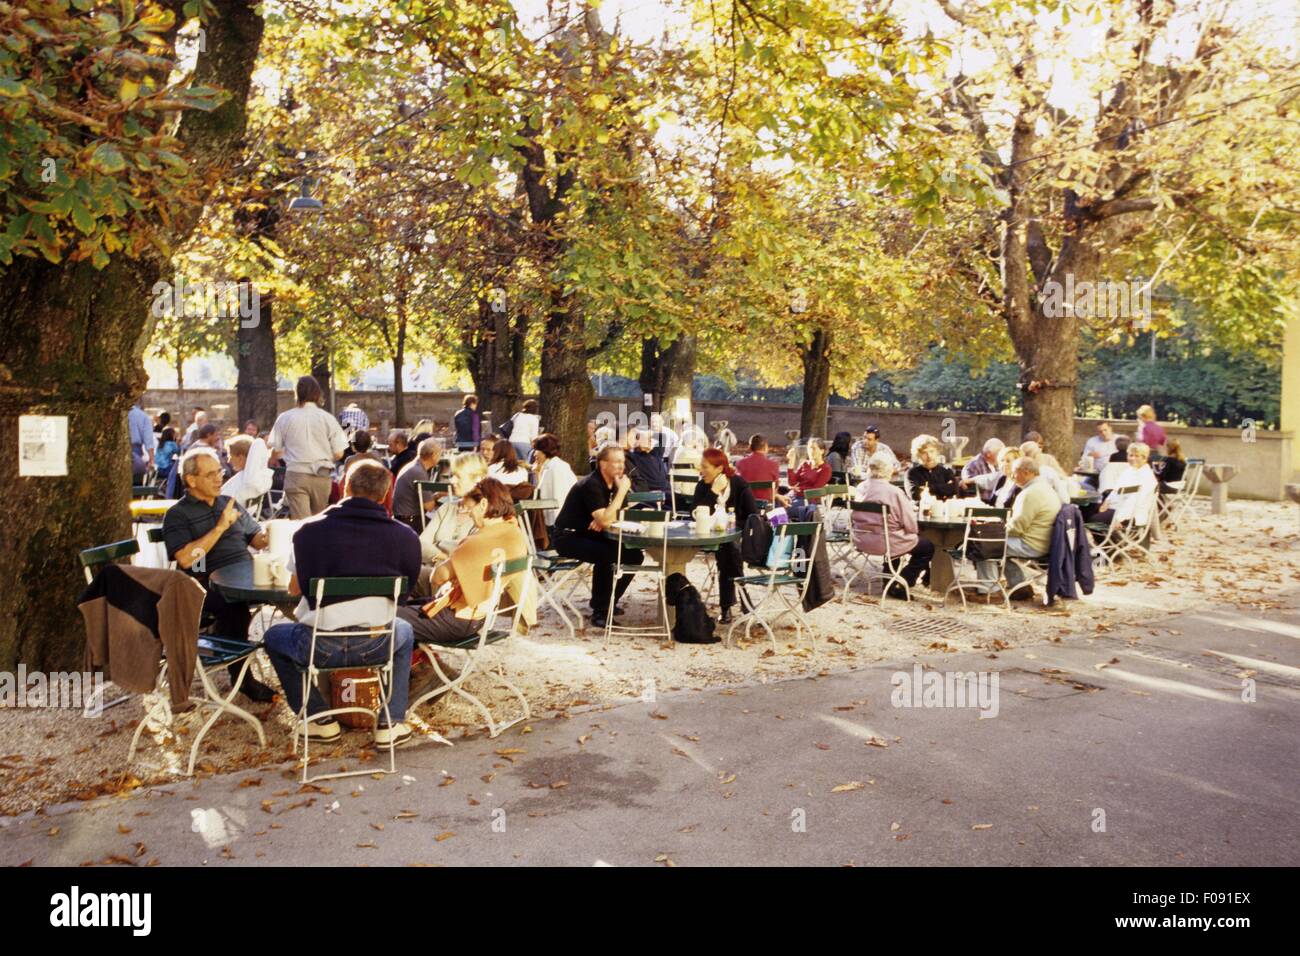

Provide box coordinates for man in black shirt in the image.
[162,448,275,701]
[552,445,644,625]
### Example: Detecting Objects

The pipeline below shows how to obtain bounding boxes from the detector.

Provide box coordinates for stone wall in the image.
[143,389,1293,500]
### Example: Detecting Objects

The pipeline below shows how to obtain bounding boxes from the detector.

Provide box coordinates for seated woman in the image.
[691,448,759,624]
[1091,441,1158,527]
[420,452,488,580]
[221,434,274,509]
[853,454,933,596]
[397,478,535,647]
[154,426,180,485]
[825,431,853,476]
[1157,438,1187,494]
[904,435,961,501]
[532,432,577,529]
[777,437,831,507]
[488,438,531,487]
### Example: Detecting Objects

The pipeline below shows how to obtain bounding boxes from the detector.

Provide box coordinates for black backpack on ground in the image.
[664,572,718,644]
[740,513,772,568]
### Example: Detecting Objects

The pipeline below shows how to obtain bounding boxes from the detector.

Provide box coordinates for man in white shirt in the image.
[1082,422,1117,470]
[650,413,679,464]
[267,375,348,519]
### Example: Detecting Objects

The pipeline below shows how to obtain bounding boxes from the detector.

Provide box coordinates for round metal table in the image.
[209,560,297,616]
[602,522,742,624]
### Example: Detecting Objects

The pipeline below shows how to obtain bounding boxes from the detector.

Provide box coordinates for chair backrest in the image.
[416,481,453,530]
[1181,461,1204,499]
[961,506,1009,559]
[1098,461,1127,493]
[626,490,665,506]
[748,480,775,510]
[478,554,533,640]
[306,576,405,638]
[80,539,141,583]
[849,500,892,559]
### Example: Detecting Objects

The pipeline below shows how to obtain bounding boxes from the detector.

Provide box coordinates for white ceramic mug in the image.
[252,552,273,587]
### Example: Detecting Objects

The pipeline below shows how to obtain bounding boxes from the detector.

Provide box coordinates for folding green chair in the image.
[295,576,406,784]
[726,520,822,653]
[80,540,268,774]
[748,480,776,511]
[841,501,912,605]
[944,507,1012,611]
[515,499,585,637]
[411,555,533,738]
[806,484,852,576]
[604,510,672,647]
[626,490,666,508]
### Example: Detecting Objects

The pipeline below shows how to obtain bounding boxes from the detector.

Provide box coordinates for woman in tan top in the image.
[397,478,535,645]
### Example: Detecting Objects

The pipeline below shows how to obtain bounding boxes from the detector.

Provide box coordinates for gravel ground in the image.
[2,499,1296,816]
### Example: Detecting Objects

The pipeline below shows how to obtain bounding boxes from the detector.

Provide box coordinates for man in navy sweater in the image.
[263,460,422,747]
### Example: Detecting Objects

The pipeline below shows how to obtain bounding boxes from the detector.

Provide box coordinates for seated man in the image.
[734,433,781,502]
[392,437,441,530]
[162,447,274,701]
[960,438,1005,503]
[397,478,535,646]
[625,427,671,497]
[262,461,421,746]
[550,443,643,626]
[974,457,1060,600]
[221,434,274,509]
[853,454,934,597]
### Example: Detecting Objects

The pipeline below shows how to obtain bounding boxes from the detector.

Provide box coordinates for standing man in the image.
[453,394,481,451]
[338,401,369,433]
[162,448,276,701]
[625,427,670,496]
[268,375,348,519]
[550,444,643,625]
[649,412,678,466]
[128,396,154,482]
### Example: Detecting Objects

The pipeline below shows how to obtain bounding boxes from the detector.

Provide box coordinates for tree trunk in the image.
[799,326,833,440]
[467,295,526,425]
[638,334,696,413]
[175,348,185,409]
[392,352,405,427]
[310,346,332,411]
[236,291,277,431]
[0,3,264,671]
[539,298,594,474]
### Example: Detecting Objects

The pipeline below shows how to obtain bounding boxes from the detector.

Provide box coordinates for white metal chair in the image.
[515,499,585,638]
[295,576,405,784]
[841,501,912,605]
[1159,461,1203,531]
[944,506,1012,611]
[79,541,268,774]
[726,520,823,653]
[604,510,672,646]
[1089,483,1158,573]
[411,555,533,738]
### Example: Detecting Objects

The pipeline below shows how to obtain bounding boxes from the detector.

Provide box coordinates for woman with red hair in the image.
[693,448,759,624]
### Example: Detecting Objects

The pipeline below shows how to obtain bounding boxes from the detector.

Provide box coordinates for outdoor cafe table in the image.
[917,518,967,594]
[209,560,297,620]
[602,522,741,625]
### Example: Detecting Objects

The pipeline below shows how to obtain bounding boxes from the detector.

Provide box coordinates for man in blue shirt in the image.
[263,460,422,747]
[163,447,276,701]
[128,398,154,481]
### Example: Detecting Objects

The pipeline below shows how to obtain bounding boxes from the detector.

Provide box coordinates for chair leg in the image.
[187,655,267,776]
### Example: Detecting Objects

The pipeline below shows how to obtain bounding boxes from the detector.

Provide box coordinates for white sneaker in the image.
[303,718,342,741]
[374,722,413,747]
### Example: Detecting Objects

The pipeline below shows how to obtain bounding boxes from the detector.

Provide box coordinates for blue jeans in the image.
[264,619,413,724]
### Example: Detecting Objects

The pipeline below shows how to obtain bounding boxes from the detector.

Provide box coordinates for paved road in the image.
[4,600,1299,867]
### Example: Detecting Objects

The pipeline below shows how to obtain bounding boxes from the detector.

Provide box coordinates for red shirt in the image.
[790,461,831,495]
[735,453,780,499]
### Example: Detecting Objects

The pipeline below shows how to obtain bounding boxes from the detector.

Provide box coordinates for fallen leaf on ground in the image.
[832,781,865,793]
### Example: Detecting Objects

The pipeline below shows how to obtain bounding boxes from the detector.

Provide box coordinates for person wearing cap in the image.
[851,425,898,476]
[960,438,1004,503]
[338,402,369,433]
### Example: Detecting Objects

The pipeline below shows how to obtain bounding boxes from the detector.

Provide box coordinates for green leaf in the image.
[0,77,25,98]
[90,143,127,173]
[71,199,96,235]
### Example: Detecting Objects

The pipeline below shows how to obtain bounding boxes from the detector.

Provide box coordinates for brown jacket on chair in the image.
[79,564,207,709]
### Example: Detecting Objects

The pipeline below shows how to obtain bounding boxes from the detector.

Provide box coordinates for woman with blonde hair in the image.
[420,452,489,568]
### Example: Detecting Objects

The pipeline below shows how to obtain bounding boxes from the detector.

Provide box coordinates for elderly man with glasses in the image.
[161,447,276,701]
